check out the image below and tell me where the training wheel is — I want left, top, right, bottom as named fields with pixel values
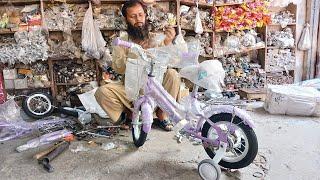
left=198, top=159, right=221, bottom=180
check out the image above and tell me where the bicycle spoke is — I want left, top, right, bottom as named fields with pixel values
left=240, top=142, right=246, bottom=148
left=231, top=149, right=240, bottom=157
left=234, top=147, right=244, bottom=154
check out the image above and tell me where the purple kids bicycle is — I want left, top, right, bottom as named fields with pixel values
left=114, top=38, right=258, bottom=180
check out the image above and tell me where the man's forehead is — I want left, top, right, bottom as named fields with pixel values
left=126, top=4, right=145, bottom=14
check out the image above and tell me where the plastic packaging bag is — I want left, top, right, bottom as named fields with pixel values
left=174, top=27, right=188, bottom=53
left=81, top=2, right=106, bottom=59
left=0, top=100, right=72, bottom=142
left=194, top=3, right=203, bottom=34
left=295, top=78, right=320, bottom=90
left=180, top=60, right=225, bottom=92
left=125, top=58, right=148, bottom=101
left=298, top=23, right=311, bottom=51
left=16, top=129, right=72, bottom=152
left=125, top=48, right=170, bottom=101
left=77, top=88, right=108, bottom=118
left=175, top=39, right=200, bottom=68
left=264, top=85, right=320, bottom=117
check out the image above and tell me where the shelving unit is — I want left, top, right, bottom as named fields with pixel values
left=1, top=0, right=294, bottom=101
left=262, top=3, right=297, bottom=85
left=177, top=0, right=215, bottom=59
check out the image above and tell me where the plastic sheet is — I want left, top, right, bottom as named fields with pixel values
left=16, top=129, right=72, bottom=152
left=0, top=100, right=73, bottom=142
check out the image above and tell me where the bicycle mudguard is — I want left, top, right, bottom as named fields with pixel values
left=203, top=105, right=254, bottom=128
left=141, top=102, right=153, bottom=133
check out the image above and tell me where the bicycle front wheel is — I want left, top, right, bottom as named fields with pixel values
left=132, top=112, right=148, bottom=147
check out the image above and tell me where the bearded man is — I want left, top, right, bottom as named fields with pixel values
left=95, top=0, right=181, bottom=131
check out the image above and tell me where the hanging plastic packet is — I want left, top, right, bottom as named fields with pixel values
left=298, top=23, right=311, bottom=51
left=174, top=27, right=188, bottom=52
left=194, top=1, right=203, bottom=34
left=81, top=2, right=106, bottom=59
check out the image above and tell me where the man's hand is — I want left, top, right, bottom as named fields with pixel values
left=164, top=26, right=176, bottom=46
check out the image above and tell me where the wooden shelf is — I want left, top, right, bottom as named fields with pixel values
left=267, top=46, right=295, bottom=49
left=223, top=46, right=266, bottom=56
left=0, top=29, right=16, bottom=34
left=0, top=0, right=40, bottom=5
left=268, top=23, right=296, bottom=26
left=266, top=69, right=295, bottom=73
left=48, top=56, right=75, bottom=61
left=179, top=0, right=213, bottom=8
left=48, top=28, right=126, bottom=32
left=43, top=0, right=174, bottom=4
left=181, top=27, right=213, bottom=33
left=56, top=82, right=89, bottom=86
left=5, top=87, right=51, bottom=91
left=214, top=2, right=244, bottom=7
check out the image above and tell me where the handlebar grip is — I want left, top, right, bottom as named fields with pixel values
left=113, top=38, right=132, bottom=48
left=181, top=52, right=198, bottom=59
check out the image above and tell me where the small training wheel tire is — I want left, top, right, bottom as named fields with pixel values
left=198, top=159, right=221, bottom=180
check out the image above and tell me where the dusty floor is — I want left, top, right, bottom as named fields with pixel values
left=0, top=107, right=319, bottom=180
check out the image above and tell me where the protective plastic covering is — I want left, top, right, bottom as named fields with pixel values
left=180, top=60, right=225, bottom=92
left=296, top=78, right=320, bottom=91
left=123, top=37, right=200, bottom=101
left=81, top=2, right=106, bottom=59
left=171, top=39, right=200, bottom=68
left=125, top=54, right=168, bottom=101
left=0, top=99, right=72, bottom=142
left=264, top=85, right=320, bottom=117
left=77, top=88, right=108, bottom=118
left=16, top=129, right=72, bottom=152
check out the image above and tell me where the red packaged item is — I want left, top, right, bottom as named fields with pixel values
left=0, top=73, right=7, bottom=104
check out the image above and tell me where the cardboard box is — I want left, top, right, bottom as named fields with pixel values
left=14, top=78, right=28, bottom=89
left=3, top=69, right=17, bottom=80
left=4, top=79, right=15, bottom=89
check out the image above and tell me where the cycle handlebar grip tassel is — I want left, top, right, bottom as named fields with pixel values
left=113, top=38, right=132, bottom=48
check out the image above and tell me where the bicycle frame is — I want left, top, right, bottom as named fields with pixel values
left=113, top=37, right=254, bottom=147
left=133, top=75, right=227, bottom=146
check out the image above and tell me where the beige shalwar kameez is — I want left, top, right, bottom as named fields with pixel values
left=95, top=33, right=181, bottom=123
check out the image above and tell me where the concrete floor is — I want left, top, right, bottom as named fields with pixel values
left=0, top=107, right=319, bottom=180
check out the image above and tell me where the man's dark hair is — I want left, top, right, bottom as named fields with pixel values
left=121, top=0, right=147, bottom=18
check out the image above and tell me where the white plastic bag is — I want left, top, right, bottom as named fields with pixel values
left=174, top=27, right=188, bottom=52
left=125, top=58, right=148, bottom=101
left=77, top=88, right=108, bottom=118
left=81, top=2, right=106, bottom=59
left=125, top=52, right=169, bottom=101
left=194, top=3, right=203, bottom=34
left=264, top=85, right=320, bottom=117
left=298, top=23, right=311, bottom=51
left=175, top=39, right=200, bottom=68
